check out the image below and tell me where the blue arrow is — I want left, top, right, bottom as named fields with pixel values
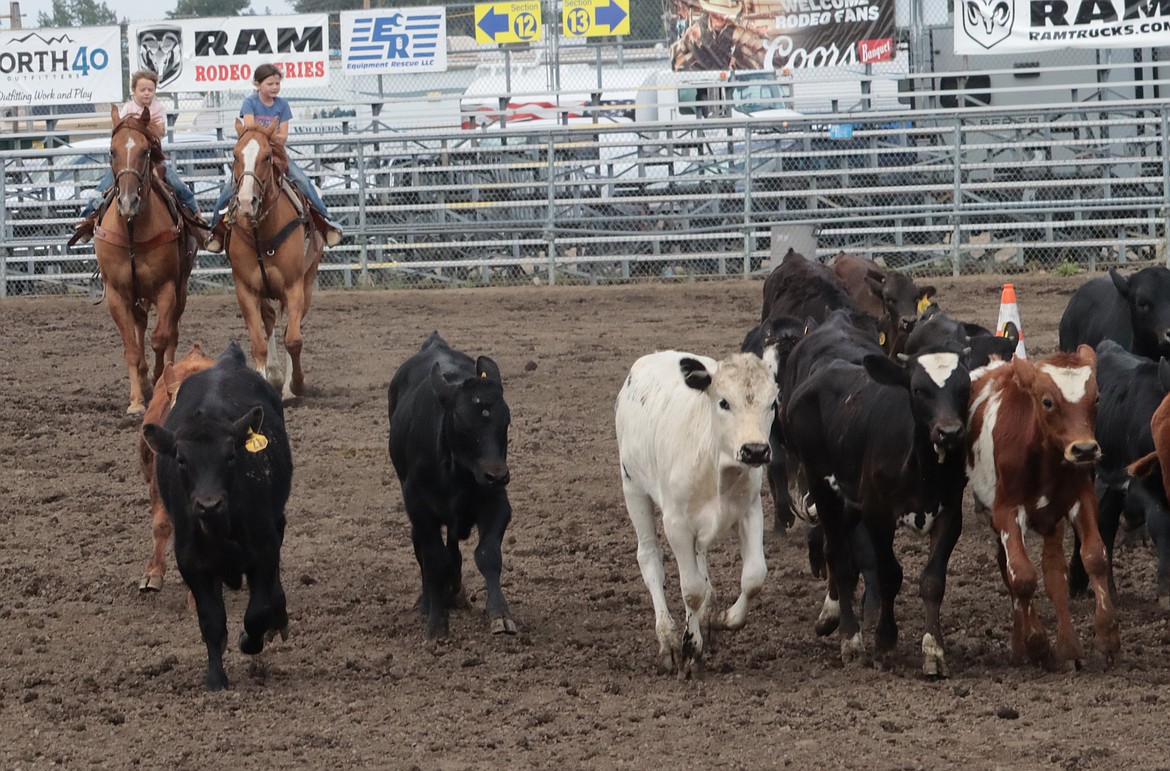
left=596, top=0, right=626, bottom=30
left=478, top=7, right=508, bottom=39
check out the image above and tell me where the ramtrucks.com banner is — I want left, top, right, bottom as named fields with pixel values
left=0, top=26, right=123, bottom=107
left=669, top=0, right=895, bottom=72
left=127, top=15, right=329, bottom=93
left=341, top=7, right=448, bottom=75
left=955, top=0, right=1170, bottom=54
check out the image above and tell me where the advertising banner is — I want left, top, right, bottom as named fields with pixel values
left=955, top=0, right=1170, bottom=54
left=0, top=26, right=123, bottom=108
left=127, top=14, right=329, bottom=93
left=340, top=7, right=448, bottom=74
left=668, top=0, right=895, bottom=72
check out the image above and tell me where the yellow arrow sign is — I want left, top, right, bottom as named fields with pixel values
left=475, top=1, right=543, bottom=45
left=562, top=0, right=630, bottom=37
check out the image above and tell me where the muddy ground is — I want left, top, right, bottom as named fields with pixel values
left=3, top=273, right=1170, bottom=770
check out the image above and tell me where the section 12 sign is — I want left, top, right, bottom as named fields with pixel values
left=475, top=2, right=543, bottom=44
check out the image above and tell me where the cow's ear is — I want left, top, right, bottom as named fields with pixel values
left=864, top=274, right=885, bottom=297
left=1075, top=343, right=1097, bottom=369
left=863, top=353, right=906, bottom=388
left=1012, top=356, right=1037, bottom=390
left=430, top=362, right=460, bottom=405
left=999, top=321, right=1020, bottom=347
left=1158, top=357, right=1170, bottom=394
left=679, top=357, right=712, bottom=392
left=1109, top=267, right=1131, bottom=299
left=142, top=424, right=175, bottom=458
left=160, top=363, right=181, bottom=400
left=232, top=406, right=264, bottom=443
left=475, top=356, right=502, bottom=384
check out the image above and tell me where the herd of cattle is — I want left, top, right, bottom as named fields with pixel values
left=132, top=250, right=1170, bottom=690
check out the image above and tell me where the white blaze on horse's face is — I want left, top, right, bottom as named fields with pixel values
left=237, top=137, right=261, bottom=217
left=117, top=132, right=142, bottom=218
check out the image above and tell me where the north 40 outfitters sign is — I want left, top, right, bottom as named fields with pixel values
left=0, top=26, right=123, bottom=108
left=668, top=0, right=895, bottom=72
left=955, top=0, right=1170, bottom=54
left=127, top=15, right=329, bottom=93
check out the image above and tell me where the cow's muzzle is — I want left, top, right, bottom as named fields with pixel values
left=477, top=461, right=511, bottom=487
left=738, top=443, right=771, bottom=466
left=899, top=315, right=917, bottom=331
left=1065, top=440, right=1101, bottom=465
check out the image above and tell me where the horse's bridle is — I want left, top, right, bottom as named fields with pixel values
left=110, top=123, right=152, bottom=220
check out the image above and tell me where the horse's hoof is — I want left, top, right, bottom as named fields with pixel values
left=138, top=575, right=163, bottom=592
left=490, top=617, right=518, bottom=635
left=127, top=403, right=146, bottom=416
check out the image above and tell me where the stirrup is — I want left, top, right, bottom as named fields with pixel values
left=68, top=218, right=96, bottom=247
left=324, top=225, right=343, bottom=247
left=205, top=226, right=226, bottom=253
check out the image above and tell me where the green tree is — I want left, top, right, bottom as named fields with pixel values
left=37, top=0, right=117, bottom=27
left=291, top=0, right=363, bottom=11
left=169, top=0, right=252, bottom=18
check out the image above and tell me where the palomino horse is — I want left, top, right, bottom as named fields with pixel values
left=95, top=105, right=201, bottom=414
left=224, top=118, right=324, bottom=399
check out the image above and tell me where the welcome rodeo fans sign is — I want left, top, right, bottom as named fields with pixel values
left=0, top=26, right=124, bottom=108
left=127, top=15, right=329, bottom=93
left=669, top=0, right=895, bottom=72
left=955, top=0, right=1170, bottom=54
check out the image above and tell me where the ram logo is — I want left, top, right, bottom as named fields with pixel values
left=137, top=25, right=183, bottom=88
left=961, top=0, right=1013, bottom=50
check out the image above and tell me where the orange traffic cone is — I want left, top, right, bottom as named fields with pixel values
left=996, top=283, right=1027, bottom=359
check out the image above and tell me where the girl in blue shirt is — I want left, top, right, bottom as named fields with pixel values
left=207, top=63, right=343, bottom=251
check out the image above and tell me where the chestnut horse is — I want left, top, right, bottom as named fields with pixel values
left=95, top=105, right=200, bottom=414
left=224, top=118, right=324, bottom=399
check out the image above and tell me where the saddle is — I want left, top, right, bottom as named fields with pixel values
left=220, top=178, right=325, bottom=254
left=68, top=179, right=207, bottom=250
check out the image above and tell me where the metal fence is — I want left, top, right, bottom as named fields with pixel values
left=3, top=94, right=1166, bottom=297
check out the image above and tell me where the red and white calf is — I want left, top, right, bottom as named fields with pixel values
left=616, top=351, right=778, bottom=679
left=967, top=346, right=1120, bottom=669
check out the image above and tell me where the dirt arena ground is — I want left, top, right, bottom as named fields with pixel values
left=4, top=272, right=1170, bottom=769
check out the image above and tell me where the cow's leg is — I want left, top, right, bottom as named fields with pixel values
left=283, top=280, right=307, bottom=399
left=624, top=483, right=679, bottom=671
left=1068, top=490, right=1121, bottom=662
left=852, top=522, right=880, bottom=626
left=140, top=482, right=171, bottom=592
left=1071, top=480, right=1121, bottom=599
left=920, top=504, right=963, bottom=678
left=815, top=484, right=863, bottom=664
left=866, top=519, right=901, bottom=664
left=663, top=520, right=709, bottom=680
left=473, top=500, right=516, bottom=635
left=240, top=560, right=289, bottom=654
left=106, top=291, right=149, bottom=414
left=182, top=568, right=229, bottom=691
left=1136, top=486, right=1170, bottom=608
left=445, top=528, right=470, bottom=609
left=715, top=501, right=767, bottom=633
left=408, top=514, right=452, bottom=639
left=1040, top=522, right=1083, bottom=669
left=991, top=510, right=1049, bottom=665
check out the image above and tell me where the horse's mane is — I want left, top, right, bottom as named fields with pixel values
left=113, top=112, right=167, bottom=171
left=237, top=126, right=290, bottom=178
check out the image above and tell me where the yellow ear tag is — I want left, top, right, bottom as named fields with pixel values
left=480, top=371, right=487, bottom=378
left=245, top=428, right=268, bottom=453
left=917, top=295, right=932, bottom=315
left=879, top=332, right=887, bottom=346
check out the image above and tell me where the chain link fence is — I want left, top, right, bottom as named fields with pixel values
left=1, top=6, right=1168, bottom=295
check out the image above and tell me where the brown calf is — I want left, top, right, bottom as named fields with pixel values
left=829, top=252, right=935, bottom=356
left=967, top=347, right=1120, bottom=669
left=137, top=342, right=215, bottom=591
